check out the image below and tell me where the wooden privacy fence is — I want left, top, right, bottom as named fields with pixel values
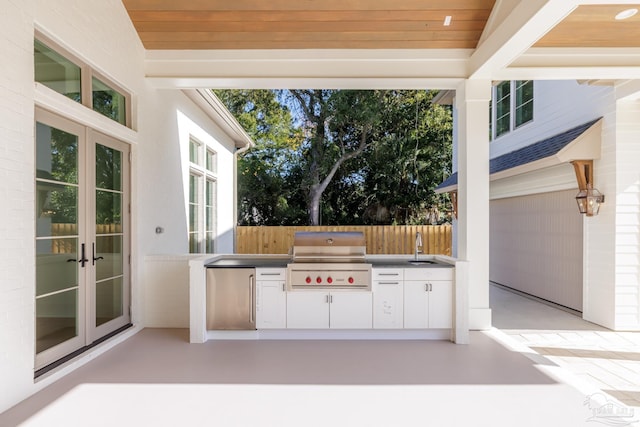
left=236, top=225, right=452, bottom=256
left=48, top=224, right=122, bottom=254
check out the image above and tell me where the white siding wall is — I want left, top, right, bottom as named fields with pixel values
left=613, top=99, right=640, bottom=329
left=490, top=80, right=611, bottom=158
left=583, top=102, right=618, bottom=328
left=490, top=190, right=584, bottom=311
left=585, top=98, right=640, bottom=329
left=0, top=0, right=239, bottom=412
left=490, top=164, right=577, bottom=200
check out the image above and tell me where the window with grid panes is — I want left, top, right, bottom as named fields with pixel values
left=188, top=137, right=218, bottom=253
left=34, top=36, right=130, bottom=127
left=491, top=80, right=533, bottom=140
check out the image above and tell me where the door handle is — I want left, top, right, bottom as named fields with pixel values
left=92, top=243, right=104, bottom=265
left=78, top=243, right=89, bottom=267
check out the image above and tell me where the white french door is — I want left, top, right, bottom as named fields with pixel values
left=35, top=108, right=130, bottom=370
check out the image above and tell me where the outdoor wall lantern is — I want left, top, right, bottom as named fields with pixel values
left=571, top=160, right=605, bottom=217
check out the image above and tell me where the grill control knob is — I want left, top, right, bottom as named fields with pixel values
left=348, top=277, right=354, bottom=284
left=327, top=277, right=333, bottom=284
left=305, top=276, right=312, bottom=284
left=316, top=276, right=322, bottom=283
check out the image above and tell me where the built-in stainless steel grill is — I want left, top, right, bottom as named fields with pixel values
left=287, top=231, right=372, bottom=290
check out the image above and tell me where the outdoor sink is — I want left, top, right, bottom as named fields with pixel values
left=407, top=260, right=436, bottom=265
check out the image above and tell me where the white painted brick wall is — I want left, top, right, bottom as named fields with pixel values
left=1, top=0, right=242, bottom=412
left=0, top=0, right=37, bottom=413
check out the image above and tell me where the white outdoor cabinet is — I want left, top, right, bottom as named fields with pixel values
left=286, top=292, right=329, bottom=328
left=330, top=292, right=373, bottom=329
left=403, top=268, right=453, bottom=329
left=428, top=281, right=453, bottom=329
left=286, top=291, right=373, bottom=329
left=256, top=268, right=287, bottom=329
left=372, top=268, right=404, bottom=329
left=403, top=281, right=430, bottom=328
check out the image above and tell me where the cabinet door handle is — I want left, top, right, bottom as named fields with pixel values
left=330, top=295, right=333, bottom=303
left=249, top=274, right=255, bottom=323
left=325, top=294, right=329, bottom=303
left=261, top=272, right=281, bottom=276
left=379, top=281, right=399, bottom=285
left=282, top=283, right=285, bottom=292
left=379, top=273, right=399, bottom=276
left=430, top=283, right=433, bottom=292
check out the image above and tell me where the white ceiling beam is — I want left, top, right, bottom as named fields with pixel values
left=493, top=66, right=640, bottom=81
left=147, top=77, right=466, bottom=90
left=469, top=0, right=578, bottom=79
left=477, top=0, right=520, bottom=46
left=615, top=80, right=640, bottom=101
left=145, top=49, right=471, bottom=89
left=513, top=48, right=640, bottom=68
left=578, top=0, right=640, bottom=4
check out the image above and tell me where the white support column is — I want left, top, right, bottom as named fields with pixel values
left=455, top=80, right=492, bottom=330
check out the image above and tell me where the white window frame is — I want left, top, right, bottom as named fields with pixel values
left=35, top=31, right=132, bottom=129
left=490, top=80, right=534, bottom=141
left=188, top=137, right=218, bottom=254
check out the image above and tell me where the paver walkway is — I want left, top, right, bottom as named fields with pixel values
left=492, top=283, right=640, bottom=409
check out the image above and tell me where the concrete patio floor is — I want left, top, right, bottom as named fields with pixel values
left=0, top=285, right=638, bottom=426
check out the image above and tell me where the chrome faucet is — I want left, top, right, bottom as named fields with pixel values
left=415, top=232, right=423, bottom=260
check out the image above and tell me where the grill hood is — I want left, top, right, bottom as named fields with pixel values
left=291, top=231, right=366, bottom=263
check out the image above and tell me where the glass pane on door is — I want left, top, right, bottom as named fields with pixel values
left=35, top=289, right=78, bottom=353
left=96, top=277, right=123, bottom=327
left=95, top=143, right=125, bottom=327
left=35, top=122, right=80, bottom=354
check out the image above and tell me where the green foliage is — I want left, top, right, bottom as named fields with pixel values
left=362, top=90, right=453, bottom=224
left=214, top=89, right=306, bottom=225
left=215, top=89, right=453, bottom=226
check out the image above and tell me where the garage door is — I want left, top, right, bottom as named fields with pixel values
left=490, top=189, right=583, bottom=312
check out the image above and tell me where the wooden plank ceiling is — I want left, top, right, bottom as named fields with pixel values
left=122, top=0, right=496, bottom=49
left=535, top=5, right=640, bottom=48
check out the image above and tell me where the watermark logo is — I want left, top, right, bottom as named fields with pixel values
left=584, top=393, right=637, bottom=426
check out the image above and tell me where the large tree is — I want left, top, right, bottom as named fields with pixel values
left=288, top=90, right=384, bottom=225
left=215, top=89, right=453, bottom=226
